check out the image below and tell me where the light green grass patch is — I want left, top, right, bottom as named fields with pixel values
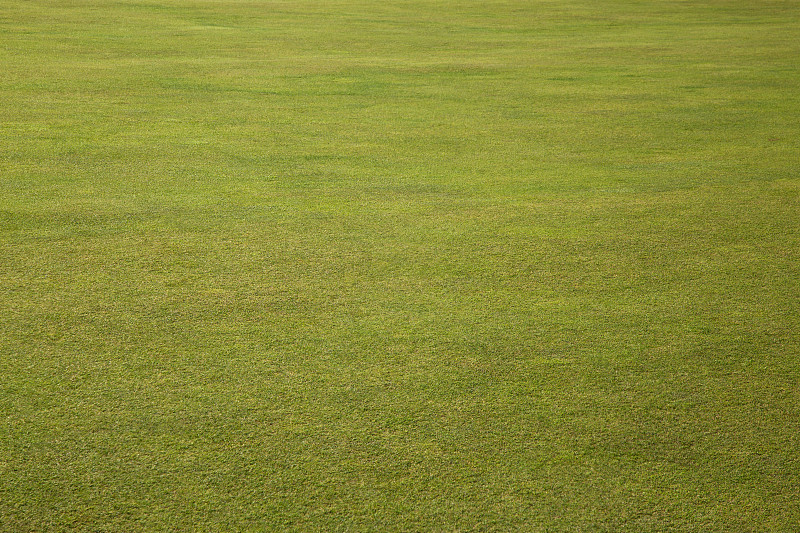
left=1, top=0, right=799, bottom=530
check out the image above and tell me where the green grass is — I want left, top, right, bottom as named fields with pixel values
left=1, top=0, right=799, bottom=530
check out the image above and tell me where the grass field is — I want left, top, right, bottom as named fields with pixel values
left=1, top=0, right=799, bottom=530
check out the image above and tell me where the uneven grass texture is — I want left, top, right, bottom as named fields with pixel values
left=1, top=0, right=799, bottom=530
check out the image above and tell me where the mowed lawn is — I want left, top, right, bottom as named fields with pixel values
left=1, top=0, right=799, bottom=530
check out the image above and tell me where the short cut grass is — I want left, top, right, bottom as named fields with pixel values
left=1, top=0, right=799, bottom=530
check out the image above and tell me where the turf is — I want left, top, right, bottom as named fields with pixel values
left=1, top=0, right=799, bottom=530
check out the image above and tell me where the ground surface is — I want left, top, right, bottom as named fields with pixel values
left=1, top=0, right=799, bottom=530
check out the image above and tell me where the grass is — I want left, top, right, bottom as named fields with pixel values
left=1, top=0, right=799, bottom=530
